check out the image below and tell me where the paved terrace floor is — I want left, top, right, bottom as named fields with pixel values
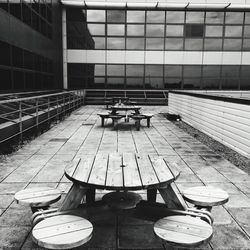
left=0, top=105, right=250, bottom=250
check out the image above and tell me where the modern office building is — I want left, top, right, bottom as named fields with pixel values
left=63, top=0, right=250, bottom=91
left=0, top=0, right=63, bottom=92
left=0, top=0, right=250, bottom=91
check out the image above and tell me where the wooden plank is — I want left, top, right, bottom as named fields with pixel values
left=105, top=152, right=123, bottom=189
left=72, top=155, right=95, bottom=183
left=65, top=158, right=81, bottom=177
left=149, top=155, right=177, bottom=184
left=136, top=154, right=159, bottom=188
left=122, top=153, right=142, bottom=189
left=32, top=215, right=93, bottom=249
left=87, top=153, right=108, bottom=187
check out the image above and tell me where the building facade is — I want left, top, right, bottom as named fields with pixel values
left=0, top=0, right=63, bottom=92
left=63, top=0, right=250, bottom=90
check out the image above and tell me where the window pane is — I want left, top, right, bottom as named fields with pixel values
left=107, top=10, right=125, bottom=23
left=240, top=79, right=250, bottom=90
left=221, top=66, right=240, bottom=77
left=127, top=25, right=144, bottom=36
left=107, top=65, right=125, bottom=76
left=147, top=11, right=165, bottom=23
left=93, top=37, right=105, bottom=49
left=244, top=25, right=250, bottom=37
left=94, top=65, right=105, bottom=76
left=146, top=38, right=164, bottom=50
left=185, top=24, right=204, bottom=37
left=184, top=78, right=201, bottom=89
left=145, top=65, right=163, bottom=77
left=87, top=10, right=105, bottom=22
left=107, top=77, right=124, bottom=85
left=166, top=25, right=184, bottom=36
left=127, top=11, right=145, bottom=23
left=165, top=38, right=183, bottom=50
left=164, top=65, right=182, bottom=77
left=225, top=26, right=243, bottom=37
left=205, top=25, right=223, bottom=37
left=206, top=12, right=224, bottom=24
left=166, top=11, right=184, bottom=23
left=183, top=66, right=202, bottom=77
left=126, top=78, right=144, bottom=88
left=203, top=65, right=221, bottom=77
left=224, top=39, right=242, bottom=50
left=241, top=66, right=250, bottom=78
left=126, top=38, right=144, bottom=50
left=145, top=78, right=164, bottom=89
left=204, top=39, right=223, bottom=50
left=107, top=38, right=125, bottom=49
left=243, top=39, right=250, bottom=50
left=165, top=78, right=182, bottom=89
left=146, top=25, right=164, bottom=37
left=88, top=24, right=105, bottom=35
left=245, top=12, right=250, bottom=24
left=107, top=24, right=125, bottom=36
left=202, top=79, right=220, bottom=89
left=186, top=11, right=204, bottom=23
left=185, top=39, right=203, bottom=50
left=225, top=12, right=244, bottom=24
left=222, top=79, right=239, bottom=89
left=126, top=65, right=144, bottom=76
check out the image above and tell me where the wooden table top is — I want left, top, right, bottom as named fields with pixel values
left=65, top=153, right=180, bottom=191
left=110, top=105, right=141, bottom=111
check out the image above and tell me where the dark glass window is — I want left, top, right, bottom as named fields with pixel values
left=13, top=71, right=24, bottom=89
left=94, top=65, right=105, bottom=76
left=202, top=79, right=220, bottom=89
left=145, top=77, right=164, bottom=89
left=221, top=66, right=240, bottom=77
left=0, top=69, right=11, bottom=90
left=93, top=37, right=105, bottom=49
left=107, top=77, right=124, bottom=85
left=126, top=78, right=144, bottom=88
left=147, top=11, right=165, bottom=23
left=222, top=79, right=239, bottom=90
left=107, top=65, right=125, bottom=76
left=88, top=24, right=105, bottom=35
left=0, top=0, right=9, bottom=12
left=185, top=24, right=204, bottom=37
left=127, top=11, right=145, bottom=23
left=164, top=78, right=182, bottom=89
left=183, top=66, right=202, bottom=77
left=9, top=0, right=21, bottom=20
left=241, top=66, right=250, bottom=78
left=126, top=65, right=144, bottom=76
left=12, top=46, right=23, bottom=68
left=0, top=41, right=11, bottom=66
left=203, top=66, right=221, bottom=77
left=107, top=10, right=125, bottom=23
left=145, top=65, right=163, bottom=77
left=240, top=79, right=250, bottom=90
left=183, top=78, right=201, bottom=89
left=164, top=66, right=182, bottom=77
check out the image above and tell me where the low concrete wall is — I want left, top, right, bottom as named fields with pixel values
left=168, top=91, right=250, bottom=159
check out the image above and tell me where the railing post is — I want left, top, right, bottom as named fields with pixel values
left=19, top=101, right=23, bottom=142
left=48, top=97, right=50, bottom=125
left=36, top=98, right=39, bottom=129
left=63, top=95, right=66, bottom=117
left=56, top=96, right=59, bottom=122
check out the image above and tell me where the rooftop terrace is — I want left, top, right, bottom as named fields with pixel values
left=0, top=105, right=250, bottom=249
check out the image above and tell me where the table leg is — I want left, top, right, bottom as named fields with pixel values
left=58, top=183, right=88, bottom=212
left=86, top=189, right=96, bottom=203
left=158, top=183, right=187, bottom=210
left=147, top=189, right=157, bottom=202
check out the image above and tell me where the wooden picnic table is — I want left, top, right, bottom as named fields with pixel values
left=110, top=104, right=142, bottom=115
left=58, top=153, right=186, bottom=211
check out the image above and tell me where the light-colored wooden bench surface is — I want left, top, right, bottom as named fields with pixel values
left=14, top=187, right=62, bottom=208
left=183, top=186, right=229, bottom=207
left=32, top=214, right=93, bottom=249
left=154, top=215, right=213, bottom=247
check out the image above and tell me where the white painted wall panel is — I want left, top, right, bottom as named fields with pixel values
left=125, top=51, right=145, bottom=64
left=169, top=92, right=250, bottom=158
left=107, top=50, right=125, bottom=64
left=67, top=50, right=86, bottom=63
left=145, top=51, right=164, bottom=64
left=222, top=52, right=242, bottom=65
left=87, top=50, right=106, bottom=63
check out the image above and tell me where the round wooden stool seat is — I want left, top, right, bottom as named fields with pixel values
left=32, top=215, right=93, bottom=249
left=102, top=191, right=142, bottom=210
left=183, top=186, right=229, bottom=207
left=154, top=215, right=213, bottom=247
left=14, top=187, right=62, bottom=208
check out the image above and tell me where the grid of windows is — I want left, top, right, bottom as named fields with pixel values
left=67, top=9, right=250, bottom=51
left=68, top=63, right=250, bottom=90
left=0, top=0, right=53, bottom=39
left=0, top=40, right=54, bottom=90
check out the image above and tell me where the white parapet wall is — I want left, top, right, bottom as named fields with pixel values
left=168, top=91, right=250, bottom=159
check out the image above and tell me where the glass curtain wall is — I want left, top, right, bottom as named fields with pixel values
left=67, top=8, right=250, bottom=90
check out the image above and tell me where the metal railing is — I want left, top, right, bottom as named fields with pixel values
left=0, top=90, right=86, bottom=143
